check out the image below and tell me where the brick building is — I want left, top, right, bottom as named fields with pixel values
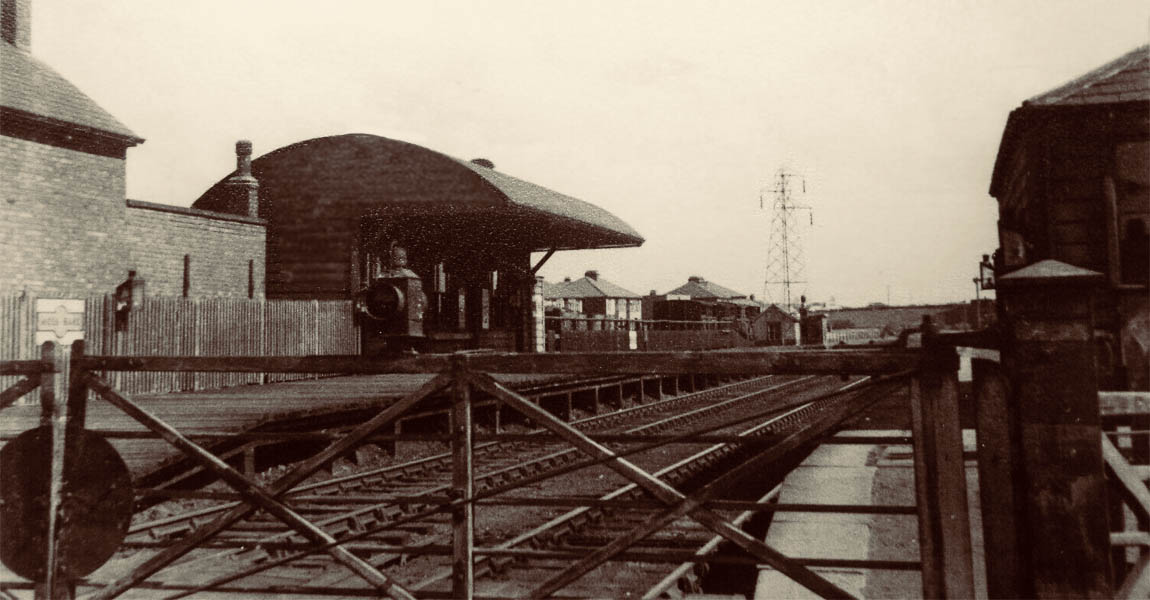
left=0, top=0, right=266, bottom=300
left=989, top=45, right=1149, bottom=389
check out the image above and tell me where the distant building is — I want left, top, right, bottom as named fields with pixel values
left=543, top=270, right=642, bottom=320
left=646, top=275, right=762, bottom=321
left=751, top=304, right=799, bottom=345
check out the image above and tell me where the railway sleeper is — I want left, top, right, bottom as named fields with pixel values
left=148, top=521, right=194, bottom=540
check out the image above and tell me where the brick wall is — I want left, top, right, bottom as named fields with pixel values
left=125, top=201, right=266, bottom=298
left=0, top=135, right=129, bottom=296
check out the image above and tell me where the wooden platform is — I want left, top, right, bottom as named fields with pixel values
left=0, top=372, right=565, bottom=479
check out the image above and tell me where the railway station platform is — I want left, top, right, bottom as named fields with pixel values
left=754, top=430, right=984, bottom=599
left=0, top=372, right=566, bottom=479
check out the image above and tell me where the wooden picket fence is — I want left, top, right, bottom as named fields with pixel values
left=0, top=295, right=358, bottom=397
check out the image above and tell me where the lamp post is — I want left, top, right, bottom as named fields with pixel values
left=974, top=254, right=995, bottom=330
left=973, top=276, right=982, bottom=329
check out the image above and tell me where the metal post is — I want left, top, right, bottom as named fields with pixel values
left=910, top=341, right=974, bottom=599
left=451, top=356, right=475, bottom=598
left=998, top=260, right=1112, bottom=598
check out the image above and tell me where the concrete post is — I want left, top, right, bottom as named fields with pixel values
left=998, top=259, right=1112, bottom=598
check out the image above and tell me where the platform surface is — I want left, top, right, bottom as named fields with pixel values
left=0, top=372, right=566, bottom=478
left=754, top=430, right=986, bottom=599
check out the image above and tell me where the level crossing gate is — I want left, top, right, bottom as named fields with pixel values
left=1, top=330, right=1143, bottom=598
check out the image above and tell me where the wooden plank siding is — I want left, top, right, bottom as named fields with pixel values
left=193, top=136, right=493, bottom=299
left=0, top=294, right=35, bottom=401
left=0, top=295, right=359, bottom=400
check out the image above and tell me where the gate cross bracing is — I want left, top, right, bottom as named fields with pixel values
left=0, top=339, right=1127, bottom=599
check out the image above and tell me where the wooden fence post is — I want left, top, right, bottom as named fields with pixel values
left=36, top=341, right=75, bottom=600
left=910, top=340, right=975, bottom=599
left=451, top=356, right=474, bottom=598
left=971, top=357, right=1023, bottom=599
left=997, top=260, right=1112, bottom=598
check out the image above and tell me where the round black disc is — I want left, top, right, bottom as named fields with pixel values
left=0, top=426, right=134, bottom=581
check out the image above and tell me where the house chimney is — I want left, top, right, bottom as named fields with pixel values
left=688, top=275, right=705, bottom=284
left=563, top=277, right=571, bottom=282
left=1, top=0, right=31, bottom=50
left=222, top=139, right=259, bottom=217
left=470, top=158, right=495, bottom=169
left=585, top=270, right=599, bottom=280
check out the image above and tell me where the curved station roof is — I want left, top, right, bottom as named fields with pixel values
left=194, top=133, right=643, bottom=252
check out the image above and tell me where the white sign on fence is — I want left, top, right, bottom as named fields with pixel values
left=35, top=299, right=85, bottom=345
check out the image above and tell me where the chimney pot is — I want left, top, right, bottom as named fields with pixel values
left=236, top=139, right=253, bottom=175
left=223, top=139, right=259, bottom=217
left=1, top=0, right=31, bottom=51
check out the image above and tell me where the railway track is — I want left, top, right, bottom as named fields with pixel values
left=407, top=376, right=891, bottom=598
left=58, top=372, right=897, bottom=598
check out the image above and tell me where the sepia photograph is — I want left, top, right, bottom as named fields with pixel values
left=1, top=1, right=1148, bottom=598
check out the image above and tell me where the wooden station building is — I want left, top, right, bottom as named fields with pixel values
left=193, top=134, right=645, bottom=353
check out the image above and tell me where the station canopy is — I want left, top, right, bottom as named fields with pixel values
left=193, top=134, right=644, bottom=252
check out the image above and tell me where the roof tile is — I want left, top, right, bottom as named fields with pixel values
left=1, top=40, right=141, bottom=141
left=1027, top=45, right=1149, bottom=107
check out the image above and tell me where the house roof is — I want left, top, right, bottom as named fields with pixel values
left=539, top=280, right=566, bottom=298
left=664, top=277, right=746, bottom=299
left=1026, top=45, right=1149, bottom=107
left=1, top=41, right=142, bottom=143
left=545, top=275, right=641, bottom=299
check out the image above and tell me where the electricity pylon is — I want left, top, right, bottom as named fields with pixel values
left=762, top=168, right=812, bottom=310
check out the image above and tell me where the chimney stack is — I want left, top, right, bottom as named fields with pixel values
left=1, top=0, right=31, bottom=51
left=585, top=270, right=599, bottom=280
left=222, top=139, right=259, bottom=217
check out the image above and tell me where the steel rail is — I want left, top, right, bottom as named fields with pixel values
left=155, top=376, right=808, bottom=565
left=523, top=376, right=892, bottom=598
left=148, top=376, right=832, bottom=598
left=410, top=375, right=903, bottom=595
left=125, top=375, right=775, bottom=540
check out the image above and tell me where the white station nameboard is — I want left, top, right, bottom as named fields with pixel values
left=35, top=299, right=85, bottom=346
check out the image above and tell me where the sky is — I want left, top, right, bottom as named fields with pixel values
left=30, top=1, right=1149, bottom=307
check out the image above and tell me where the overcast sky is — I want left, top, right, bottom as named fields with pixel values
left=31, top=1, right=1149, bottom=307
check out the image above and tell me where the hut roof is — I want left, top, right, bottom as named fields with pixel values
left=990, top=46, right=1149, bottom=197
left=1026, top=45, right=1149, bottom=107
